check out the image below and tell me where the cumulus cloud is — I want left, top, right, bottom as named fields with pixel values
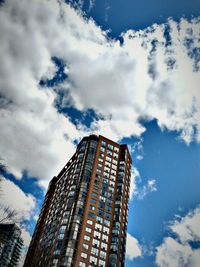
left=0, top=0, right=199, bottom=183
left=0, top=177, right=36, bottom=265
left=0, top=0, right=86, bottom=180
left=0, top=176, right=35, bottom=221
left=126, top=233, right=142, bottom=260
left=170, top=207, right=200, bottom=244
left=156, top=207, right=200, bottom=267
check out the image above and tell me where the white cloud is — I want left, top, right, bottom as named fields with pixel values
left=170, top=207, right=200, bottom=244
left=0, top=0, right=86, bottom=180
left=129, top=167, right=140, bottom=200
left=137, top=155, right=143, bottom=160
left=156, top=237, right=200, bottom=267
left=156, top=207, right=200, bottom=267
left=0, top=177, right=36, bottom=265
left=135, top=179, right=157, bottom=200
left=0, top=0, right=199, bottom=183
left=17, top=227, right=32, bottom=267
left=126, top=233, right=142, bottom=260
left=0, top=177, right=36, bottom=221
left=88, top=0, right=96, bottom=12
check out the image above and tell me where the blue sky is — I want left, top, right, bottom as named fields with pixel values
left=73, top=0, right=200, bottom=36
left=0, top=0, right=200, bottom=266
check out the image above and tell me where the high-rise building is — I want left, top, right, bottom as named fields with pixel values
left=24, top=135, right=131, bottom=267
left=0, top=224, right=24, bottom=267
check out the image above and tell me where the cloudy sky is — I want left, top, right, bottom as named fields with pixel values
left=0, top=0, right=200, bottom=266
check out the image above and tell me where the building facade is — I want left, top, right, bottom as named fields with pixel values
left=0, top=224, right=24, bottom=267
left=24, top=135, right=131, bottom=267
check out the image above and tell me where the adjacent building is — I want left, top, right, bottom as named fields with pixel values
left=0, top=224, right=24, bottom=267
left=24, top=135, right=132, bottom=267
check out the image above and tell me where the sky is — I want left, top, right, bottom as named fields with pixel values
left=0, top=0, right=199, bottom=266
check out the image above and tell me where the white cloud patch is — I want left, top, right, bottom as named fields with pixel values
left=0, top=177, right=36, bottom=266
left=170, top=207, right=200, bottom=244
left=0, top=176, right=36, bottom=222
left=135, top=179, right=157, bottom=200
left=88, top=0, right=96, bottom=12
left=156, top=206, right=200, bottom=267
left=126, top=233, right=142, bottom=260
left=0, top=0, right=86, bottom=180
left=0, top=0, right=199, bottom=183
left=129, top=167, right=140, bottom=200
left=136, top=155, right=143, bottom=160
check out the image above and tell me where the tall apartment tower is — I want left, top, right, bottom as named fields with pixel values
left=24, top=135, right=131, bottom=267
left=0, top=224, right=24, bottom=267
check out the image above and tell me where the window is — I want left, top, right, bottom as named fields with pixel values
left=110, top=175, right=116, bottom=181
left=112, top=159, right=118, bottom=165
left=100, top=190, right=106, bottom=196
left=90, top=205, right=96, bottom=211
left=106, top=156, right=111, bottom=162
left=105, top=205, right=112, bottom=212
left=54, top=249, right=60, bottom=255
left=107, top=192, right=112, bottom=198
left=100, top=147, right=105, bottom=152
left=88, top=212, right=95, bottom=218
left=82, top=243, right=89, bottom=250
left=93, top=186, right=99, bottom=191
left=96, top=216, right=103, bottom=223
left=90, top=256, right=97, bottom=265
left=112, top=164, right=117, bottom=170
left=87, top=220, right=93, bottom=225
left=108, top=144, right=113, bottom=150
left=59, top=225, right=66, bottom=234
left=100, top=251, right=107, bottom=259
left=108, top=187, right=114, bottom=193
left=86, top=227, right=92, bottom=233
left=99, top=259, right=106, bottom=267
left=104, top=167, right=110, bottom=173
left=107, top=150, right=112, bottom=156
left=104, top=220, right=110, bottom=226
left=102, top=234, right=108, bottom=242
left=95, top=223, right=102, bottom=231
left=103, top=172, right=109, bottom=178
left=114, top=147, right=119, bottom=152
left=91, top=198, right=97, bottom=204
left=92, top=192, right=98, bottom=198
left=111, top=170, right=116, bottom=175
left=79, top=262, right=86, bottom=267
left=91, top=247, right=99, bottom=256
left=109, top=181, right=115, bottom=187
left=58, top=233, right=64, bottom=240
left=81, top=252, right=87, bottom=259
left=103, top=226, right=109, bottom=234
left=99, top=202, right=105, bottom=209
left=94, top=231, right=101, bottom=239
left=99, top=196, right=106, bottom=202
left=52, top=259, right=58, bottom=266
left=99, top=157, right=103, bottom=163
left=92, top=239, right=100, bottom=247
left=102, top=177, right=108, bottom=183
left=101, top=141, right=106, bottom=147
left=99, top=153, right=104, bottom=158
left=101, top=242, right=107, bottom=250
left=105, top=161, right=111, bottom=167
left=98, top=209, right=104, bottom=216
left=84, top=235, right=90, bottom=241
left=113, top=153, right=118, bottom=158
